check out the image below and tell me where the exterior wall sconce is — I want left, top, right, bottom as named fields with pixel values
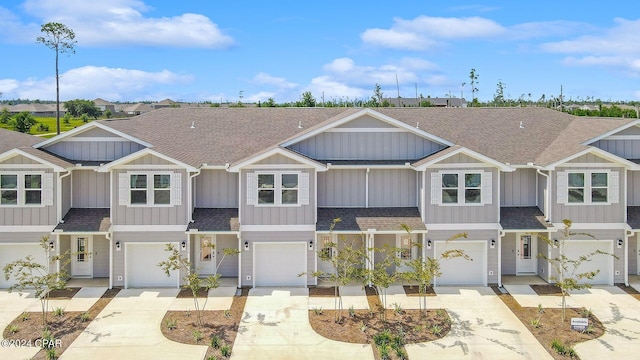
left=115, top=241, right=121, bottom=251
left=49, top=241, right=55, bottom=250
left=309, top=240, right=314, bottom=250
left=181, top=241, right=187, bottom=251
left=617, top=239, right=623, bottom=248
left=244, top=241, right=249, bottom=251
left=553, top=239, right=559, bottom=247
left=427, top=239, right=432, bottom=249
left=490, top=239, right=496, bottom=248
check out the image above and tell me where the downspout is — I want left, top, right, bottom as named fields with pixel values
left=188, top=169, right=201, bottom=223
left=534, top=167, right=550, bottom=222
left=237, top=234, right=242, bottom=289
left=57, top=170, right=71, bottom=223
left=106, top=230, right=113, bottom=289
left=625, top=228, right=633, bottom=286
left=498, top=229, right=506, bottom=287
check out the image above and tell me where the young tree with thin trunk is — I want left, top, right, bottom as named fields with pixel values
left=37, top=22, right=76, bottom=135
left=469, top=68, right=479, bottom=107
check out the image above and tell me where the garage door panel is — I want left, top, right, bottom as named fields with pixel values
left=435, top=241, right=486, bottom=286
left=255, top=243, right=306, bottom=287
left=563, top=241, right=613, bottom=285
left=126, top=243, right=177, bottom=288
left=0, top=244, right=48, bottom=288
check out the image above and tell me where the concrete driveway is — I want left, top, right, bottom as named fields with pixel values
left=232, top=288, right=373, bottom=360
left=0, top=290, right=40, bottom=360
left=405, top=287, right=552, bottom=360
left=61, top=288, right=207, bottom=360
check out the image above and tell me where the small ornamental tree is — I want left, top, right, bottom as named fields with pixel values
left=158, top=242, right=239, bottom=326
left=3, top=236, right=75, bottom=329
left=400, top=224, right=470, bottom=316
left=537, top=219, right=617, bottom=321
left=362, top=243, right=401, bottom=319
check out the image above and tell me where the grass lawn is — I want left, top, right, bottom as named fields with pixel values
left=0, top=116, right=95, bottom=136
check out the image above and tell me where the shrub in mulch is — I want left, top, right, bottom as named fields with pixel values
left=531, top=284, right=563, bottom=296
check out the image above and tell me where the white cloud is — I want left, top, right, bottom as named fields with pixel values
left=307, top=76, right=366, bottom=100
left=0, top=66, right=192, bottom=101
left=12, top=0, right=234, bottom=48
left=251, top=73, right=297, bottom=89
left=321, top=57, right=439, bottom=87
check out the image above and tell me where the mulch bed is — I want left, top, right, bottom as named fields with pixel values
left=177, top=288, right=209, bottom=298
left=531, top=284, right=564, bottom=296
left=309, top=286, right=339, bottom=297
left=492, top=287, right=604, bottom=360
left=618, top=285, right=640, bottom=301
left=402, top=285, right=436, bottom=296
left=3, top=288, right=120, bottom=360
left=161, top=288, right=248, bottom=359
left=47, top=287, right=81, bottom=299
left=309, top=286, right=451, bottom=360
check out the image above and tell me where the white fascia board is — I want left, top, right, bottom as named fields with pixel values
left=544, top=147, right=640, bottom=170
left=34, top=122, right=152, bottom=149
left=240, top=225, right=316, bottom=232
left=0, top=226, right=56, bottom=232
left=280, top=108, right=454, bottom=148
left=111, top=225, right=187, bottom=232
left=426, top=223, right=503, bottom=231
left=414, top=146, right=514, bottom=172
left=185, top=230, right=239, bottom=234
left=551, top=222, right=631, bottom=231
left=0, top=148, right=66, bottom=172
left=227, top=147, right=327, bottom=172
left=96, top=148, right=197, bottom=172
left=582, top=120, right=640, bottom=145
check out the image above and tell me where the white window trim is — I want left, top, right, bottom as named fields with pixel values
left=0, top=171, right=48, bottom=207
left=255, top=171, right=302, bottom=207
left=125, top=171, right=175, bottom=207
left=438, top=170, right=487, bottom=206
left=564, top=169, right=612, bottom=205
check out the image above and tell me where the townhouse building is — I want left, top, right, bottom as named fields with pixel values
left=0, top=107, right=638, bottom=289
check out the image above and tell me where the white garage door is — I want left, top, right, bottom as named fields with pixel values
left=435, top=241, right=486, bottom=286
left=126, top=243, right=178, bottom=288
left=0, top=244, right=48, bottom=288
left=254, top=243, right=306, bottom=287
left=562, top=240, right=613, bottom=285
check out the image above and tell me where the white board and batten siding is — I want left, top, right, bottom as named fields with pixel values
left=241, top=168, right=315, bottom=226
left=240, top=231, right=316, bottom=287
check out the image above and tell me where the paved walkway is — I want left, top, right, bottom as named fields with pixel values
left=61, top=288, right=207, bottom=360
left=26, top=287, right=107, bottom=312
left=405, top=287, right=552, bottom=360
left=232, top=288, right=373, bottom=360
left=0, top=290, right=40, bottom=360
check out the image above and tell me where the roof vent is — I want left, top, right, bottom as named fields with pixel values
left=298, top=121, right=303, bottom=129
left=416, top=121, right=420, bottom=129
left=519, top=121, right=524, bottom=129
left=190, top=121, right=196, bottom=129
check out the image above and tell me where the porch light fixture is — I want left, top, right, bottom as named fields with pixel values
left=427, top=240, right=432, bottom=249
left=553, top=239, right=559, bottom=247
left=490, top=239, right=496, bottom=248
left=617, top=239, right=623, bottom=248
left=309, top=240, right=314, bottom=250
left=115, top=241, right=121, bottom=251
left=181, top=241, right=187, bottom=250
left=244, top=241, right=249, bottom=251
left=49, top=241, right=55, bottom=250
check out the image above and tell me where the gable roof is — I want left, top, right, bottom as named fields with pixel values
left=412, top=145, right=514, bottom=171
left=34, top=121, right=152, bottom=149
left=227, top=146, right=327, bottom=172
left=0, top=128, right=40, bottom=153
left=0, top=147, right=73, bottom=171
left=96, top=148, right=197, bottom=172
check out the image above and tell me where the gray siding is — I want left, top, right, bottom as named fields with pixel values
left=567, top=153, right=612, bottom=164
left=593, top=139, right=640, bottom=159
left=537, top=171, right=547, bottom=213
left=44, top=140, right=145, bottom=161
left=216, top=234, right=239, bottom=277
left=373, top=234, right=396, bottom=274
left=538, top=235, right=550, bottom=282
left=62, top=173, right=72, bottom=216
left=0, top=232, right=50, bottom=243
left=501, top=233, right=517, bottom=275
left=240, top=231, right=315, bottom=286
left=369, top=169, right=417, bottom=207
left=111, top=231, right=187, bottom=287
left=195, top=170, right=238, bottom=208
left=255, top=154, right=300, bottom=165
left=318, top=169, right=366, bottom=207
left=501, top=169, right=536, bottom=206
left=630, top=234, right=638, bottom=275
left=551, top=167, right=625, bottom=223
left=112, top=169, right=188, bottom=226
left=628, top=170, right=640, bottom=205
left=93, top=235, right=109, bottom=277
left=240, top=169, right=315, bottom=225
left=128, top=155, right=173, bottom=166
left=288, top=132, right=444, bottom=160
left=0, top=168, right=57, bottom=226
left=72, top=170, right=109, bottom=208
left=425, top=168, right=499, bottom=224
left=438, top=153, right=481, bottom=164
left=0, top=155, right=39, bottom=165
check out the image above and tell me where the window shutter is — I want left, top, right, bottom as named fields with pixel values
left=43, top=173, right=54, bottom=206
left=481, top=171, right=493, bottom=204
left=609, top=171, right=619, bottom=204
left=430, top=172, right=440, bottom=205
left=118, top=173, right=129, bottom=206
left=171, top=172, right=182, bottom=206
left=556, top=171, right=567, bottom=204
left=300, top=172, right=310, bottom=205
left=246, top=172, right=257, bottom=205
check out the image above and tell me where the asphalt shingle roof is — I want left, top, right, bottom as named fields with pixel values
left=627, top=206, right=640, bottom=229
left=500, top=207, right=551, bottom=230
left=188, top=208, right=239, bottom=232
left=54, top=208, right=110, bottom=232
left=316, top=207, right=426, bottom=232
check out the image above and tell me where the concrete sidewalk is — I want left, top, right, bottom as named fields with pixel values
left=61, top=288, right=207, bottom=360
left=308, top=285, right=369, bottom=311
left=232, top=288, right=373, bottom=360
left=0, top=290, right=40, bottom=360
left=168, top=285, right=237, bottom=311
left=26, top=287, right=107, bottom=312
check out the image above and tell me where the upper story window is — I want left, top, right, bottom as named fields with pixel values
left=247, top=171, right=309, bottom=206
left=0, top=172, right=51, bottom=207
left=433, top=171, right=490, bottom=206
left=561, top=170, right=614, bottom=205
left=118, top=172, right=181, bottom=207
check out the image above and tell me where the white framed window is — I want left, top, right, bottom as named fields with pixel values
left=247, top=171, right=309, bottom=206
left=118, top=172, right=181, bottom=207
left=399, top=235, right=412, bottom=260
left=559, top=170, right=615, bottom=205
left=433, top=170, right=491, bottom=206
left=0, top=172, right=52, bottom=207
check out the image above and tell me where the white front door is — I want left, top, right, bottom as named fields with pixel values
left=396, top=234, right=415, bottom=273
left=318, top=235, right=336, bottom=276
left=71, top=236, right=93, bottom=277
left=195, top=236, right=216, bottom=275
left=516, top=234, right=537, bottom=274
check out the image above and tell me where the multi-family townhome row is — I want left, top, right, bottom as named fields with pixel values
left=0, top=107, right=638, bottom=289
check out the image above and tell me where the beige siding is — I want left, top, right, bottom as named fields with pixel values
left=255, top=154, right=300, bottom=165
left=128, top=155, right=174, bottom=166
left=72, top=170, right=109, bottom=208
left=195, top=170, right=238, bottom=208
left=567, top=154, right=611, bottom=164
left=368, top=169, right=417, bottom=207
left=438, top=153, right=482, bottom=164
left=0, top=155, right=39, bottom=165
left=501, top=169, right=537, bottom=206
left=318, top=169, right=366, bottom=207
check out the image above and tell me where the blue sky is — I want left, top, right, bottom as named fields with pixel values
left=1, top=0, right=639, bottom=104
